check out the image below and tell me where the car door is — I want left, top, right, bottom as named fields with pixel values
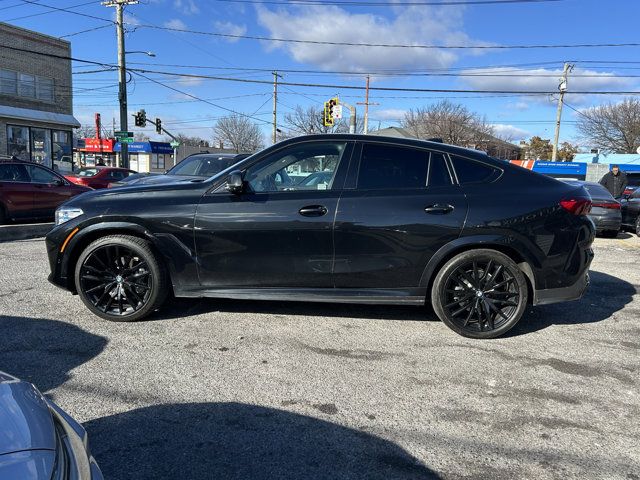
left=333, top=142, right=468, bottom=289
left=194, top=140, right=354, bottom=288
left=26, top=165, right=78, bottom=218
left=0, top=164, right=33, bottom=220
left=622, top=189, right=640, bottom=226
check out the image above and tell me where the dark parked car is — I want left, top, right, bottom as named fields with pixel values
left=46, top=135, right=594, bottom=339
left=0, top=158, right=91, bottom=224
left=0, top=371, right=102, bottom=479
left=65, top=167, right=136, bottom=190
left=562, top=180, right=621, bottom=237
left=124, top=153, right=251, bottom=187
left=107, top=172, right=159, bottom=188
left=622, top=171, right=640, bottom=197
left=621, top=187, right=640, bottom=236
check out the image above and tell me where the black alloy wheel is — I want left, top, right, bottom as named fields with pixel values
left=75, top=235, right=168, bottom=321
left=431, top=249, right=528, bottom=339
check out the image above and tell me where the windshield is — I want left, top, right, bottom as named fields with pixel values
left=168, top=155, right=237, bottom=177
left=77, top=168, right=99, bottom=177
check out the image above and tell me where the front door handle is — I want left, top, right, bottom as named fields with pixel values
left=299, top=205, right=328, bottom=217
left=424, top=204, right=454, bottom=215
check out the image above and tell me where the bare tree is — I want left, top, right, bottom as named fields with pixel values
left=213, top=114, right=264, bottom=153
left=576, top=98, right=640, bottom=153
left=163, top=134, right=209, bottom=147
left=401, top=100, right=495, bottom=147
left=280, top=105, right=364, bottom=140
left=134, top=132, right=150, bottom=142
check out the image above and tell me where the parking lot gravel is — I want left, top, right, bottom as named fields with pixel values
left=1, top=235, right=639, bottom=479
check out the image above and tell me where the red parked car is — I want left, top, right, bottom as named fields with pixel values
left=0, top=158, right=91, bottom=224
left=65, top=167, right=136, bottom=189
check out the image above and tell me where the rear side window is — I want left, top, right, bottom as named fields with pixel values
left=358, top=144, right=428, bottom=190
left=450, top=155, right=500, bottom=185
left=584, top=183, right=614, bottom=199
left=0, top=164, right=29, bottom=182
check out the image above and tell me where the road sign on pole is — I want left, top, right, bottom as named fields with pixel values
left=119, top=137, right=134, bottom=144
left=114, top=131, right=133, bottom=139
left=170, top=141, right=180, bottom=148
left=332, top=105, right=343, bottom=119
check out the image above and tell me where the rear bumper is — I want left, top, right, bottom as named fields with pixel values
left=534, top=272, right=590, bottom=306
left=590, top=214, right=622, bottom=232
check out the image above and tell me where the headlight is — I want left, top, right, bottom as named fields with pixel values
left=55, top=207, right=84, bottom=226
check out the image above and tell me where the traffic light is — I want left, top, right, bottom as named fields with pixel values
left=155, top=118, right=162, bottom=134
left=323, top=98, right=339, bottom=127
left=134, top=109, right=146, bottom=127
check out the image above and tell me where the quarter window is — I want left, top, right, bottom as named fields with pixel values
left=357, top=144, right=428, bottom=190
left=245, top=142, right=347, bottom=193
left=450, top=155, right=500, bottom=185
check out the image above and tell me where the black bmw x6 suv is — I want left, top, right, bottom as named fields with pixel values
left=46, top=135, right=594, bottom=338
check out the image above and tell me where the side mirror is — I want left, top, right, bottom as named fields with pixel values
left=53, top=179, right=65, bottom=186
left=226, top=170, right=244, bottom=194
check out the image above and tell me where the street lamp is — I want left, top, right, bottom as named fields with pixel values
left=125, top=51, right=156, bottom=57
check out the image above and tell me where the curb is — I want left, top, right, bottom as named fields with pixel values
left=0, top=223, right=54, bottom=243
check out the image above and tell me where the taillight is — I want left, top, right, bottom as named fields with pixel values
left=592, top=202, right=621, bottom=210
left=560, top=198, right=592, bottom=215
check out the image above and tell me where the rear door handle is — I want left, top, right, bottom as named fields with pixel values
left=424, top=204, right=454, bottom=214
left=299, top=205, right=328, bottom=217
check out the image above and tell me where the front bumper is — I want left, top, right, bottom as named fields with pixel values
left=534, top=272, right=590, bottom=306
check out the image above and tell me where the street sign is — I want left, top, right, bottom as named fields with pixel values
left=170, top=141, right=180, bottom=148
left=332, top=105, right=343, bottom=119
left=119, top=137, right=134, bottom=144
left=114, top=131, right=133, bottom=139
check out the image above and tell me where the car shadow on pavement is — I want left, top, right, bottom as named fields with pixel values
left=84, top=402, right=440, bottom=480
left=0, top=315, right=108, bottom=392
left=508, top=270, right=637, bottom=336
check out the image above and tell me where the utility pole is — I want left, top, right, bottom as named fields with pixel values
left=103, top=0, right=138, bottom=168
left=356, top=75, right=379, bottom=134
left=551, top=62, right=573, bottom=161
left=272, top=71, right=282, bottom=144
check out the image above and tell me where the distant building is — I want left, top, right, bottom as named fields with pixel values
left=368, top=126, right=522, bottom=160
left=0, top=22, right=80, bottom=172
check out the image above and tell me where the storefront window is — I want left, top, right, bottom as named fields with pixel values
left=52, top=130, right=72, bottom=173
left=31, top=128, right=52, bottom=167
left=7, top=125, right=30, bottom=160
left=152, top=154, right=165, bottom=170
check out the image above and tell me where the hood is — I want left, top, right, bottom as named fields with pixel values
left=124, top=174, right=204, bottom=186
left=0, top=374, right=56, bottom=455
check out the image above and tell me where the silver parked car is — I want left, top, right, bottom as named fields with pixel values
left=0, top=371, right=102, bottom=479
left=562, top=180, right=622, bottom=237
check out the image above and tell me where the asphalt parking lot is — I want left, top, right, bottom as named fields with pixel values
left=1, top=235, right=639, bottom=480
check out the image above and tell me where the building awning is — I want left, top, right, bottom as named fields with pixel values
left=0, top=105, right=81, bottom=128
left=114, top=141, right=173, bottom=154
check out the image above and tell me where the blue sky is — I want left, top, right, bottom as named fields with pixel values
left=3, top=0, right=640, bottom=148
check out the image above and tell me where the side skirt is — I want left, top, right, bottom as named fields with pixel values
left=173, top=287, right=428, bottom=306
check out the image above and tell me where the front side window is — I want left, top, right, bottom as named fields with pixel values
left=450, top=155, right=501, bottom=185
left=7, top=125, right=30, bottom=160
left=26, top=165, right=59, bottom=184
left=245, top=142, right=347, bottom=193
left=357, top=143, right=428, bottom=190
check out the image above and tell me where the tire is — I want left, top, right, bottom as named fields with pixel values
left=431, top=249, right=528, bottom=339
left=636, top=216, right=640, bottom=237
left=74, top=235, right=168, bottom=322
left=601, top=230, right=619, bottom=238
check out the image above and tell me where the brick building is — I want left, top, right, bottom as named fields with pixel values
left=0, top=22, right=79, bottom=172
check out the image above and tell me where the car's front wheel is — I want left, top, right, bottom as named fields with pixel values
left=431, top=249, right=528, bottom=339
left=74, top=235, right=168, bottom=321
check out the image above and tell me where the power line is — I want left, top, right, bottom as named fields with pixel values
left=210, top=0, right=563, bottom=5
left=11, top=0, right=114, bottom=23
left=5, top=0, right=100, bottom=22
left=60, top=24, right=113, bottom=39
left=139, top=24, right=640, bottom=50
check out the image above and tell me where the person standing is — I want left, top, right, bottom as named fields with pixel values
left=599, top=164, right=628, bottom=198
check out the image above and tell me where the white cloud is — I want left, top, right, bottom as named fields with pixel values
left=177, top=75, right=204, bottom=87
left=492, top=124, right=530, bottom=141
left=373, top=108, right=407, bottom=121
left=164, top=19, right=187, bottom=31
left=213, top=21, right=247, bottom=42
left=174, top=0, right=199, bottom=15
left=462, top=67, right=632, bottom=95
left=256, top=5, right=489, bottom=72
left=505, top=101, right=530, bottom=112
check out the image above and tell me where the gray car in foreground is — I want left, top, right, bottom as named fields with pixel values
left=563, top=180, right=621, bottom=237
left=0, top=371, right=102, bottom=480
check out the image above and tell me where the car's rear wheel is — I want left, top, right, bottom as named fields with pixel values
left=431, top=249, right=528, bottom=339
left=74, top=235, right=168, bottom=322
